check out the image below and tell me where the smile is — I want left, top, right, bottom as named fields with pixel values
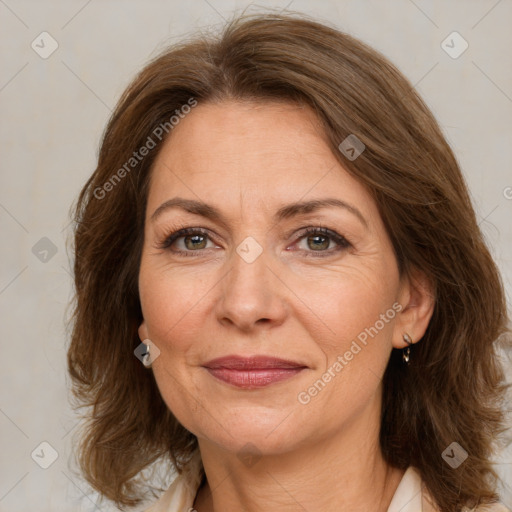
left=202, top=356, right=308, bottom=389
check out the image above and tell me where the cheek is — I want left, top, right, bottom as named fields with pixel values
left=299, top=265, right=399, bottom=416
left=305, top=263, right=398, bottom=348
left=299, top=275, right=396, bottom=429
left=138, top=265, right=212, bottom=351
left=150, top=363, right=205, bottom=438
left=139, top=271, right=206, bottom=428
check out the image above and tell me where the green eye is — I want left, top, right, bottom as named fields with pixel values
left=161, top=227, right=215, bottom=255
left=295, top=227, right=351, bottom=256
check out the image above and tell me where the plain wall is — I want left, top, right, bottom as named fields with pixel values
left=0, top=0, right=511, bottom=510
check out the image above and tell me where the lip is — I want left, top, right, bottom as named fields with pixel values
left=202, top=355, right=308, bottom=389
left=204, top=355, right=306, bottom=370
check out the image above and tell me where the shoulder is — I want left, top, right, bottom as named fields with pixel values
left=396, top=466, right=510, bottom=512
left=143, top=450, right=204, bottom=512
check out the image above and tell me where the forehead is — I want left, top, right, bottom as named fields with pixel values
left=147, top=100, right=376, bottom=222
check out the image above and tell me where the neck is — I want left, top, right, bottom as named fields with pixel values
left=193, top=403, right=405, bottom=512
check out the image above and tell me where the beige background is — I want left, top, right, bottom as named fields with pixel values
left=0, top=0, right=511, bottom=510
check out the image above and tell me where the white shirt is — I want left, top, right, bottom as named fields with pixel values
left=144, top=449, right=510, bottom=512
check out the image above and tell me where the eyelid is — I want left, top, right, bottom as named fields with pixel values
left=283, top=222, right=350, bottom=241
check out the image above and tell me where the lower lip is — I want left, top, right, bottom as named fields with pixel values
left=205, top=367, right=305, bottom=388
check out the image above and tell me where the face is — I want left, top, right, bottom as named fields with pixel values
left=138, top=100, right=408, bottom=455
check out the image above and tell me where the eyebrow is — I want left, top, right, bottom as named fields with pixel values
left=150, top=197, right=368, bottom=229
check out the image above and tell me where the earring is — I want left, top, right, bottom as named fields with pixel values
left=142, top=340, right=152, bottom=368
left=402, top=333, right=413, bottom=364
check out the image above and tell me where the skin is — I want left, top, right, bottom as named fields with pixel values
left=138, top=100, right=435, bottom=512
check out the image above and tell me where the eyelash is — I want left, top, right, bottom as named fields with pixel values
left=157, top=224, right=352, bottom=258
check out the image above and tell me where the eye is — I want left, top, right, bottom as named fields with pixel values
left=159, top=227, right=218, bottom=256
left=292, top=226, right=351, bottom=257
left=157, top=225, right=352, bottom=258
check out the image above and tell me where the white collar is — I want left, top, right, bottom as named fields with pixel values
left=387, top=465, right=433, bottom=511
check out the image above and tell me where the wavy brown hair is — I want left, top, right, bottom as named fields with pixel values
left=66, top=11, right=511, bottom=511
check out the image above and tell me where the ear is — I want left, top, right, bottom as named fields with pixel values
left=138, top=320, right=149, bottom=342
left=392, top=269, right=435, bottom=349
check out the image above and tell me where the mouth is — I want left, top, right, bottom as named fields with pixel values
left=202, top=355, right=308, bottom=389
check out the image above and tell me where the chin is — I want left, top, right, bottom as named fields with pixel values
left=193, top=410, right=308, bottom=456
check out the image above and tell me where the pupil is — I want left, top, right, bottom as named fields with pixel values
left=309, top=235, right=328, bottom=250
left=185, top=235, right=206, bottom=250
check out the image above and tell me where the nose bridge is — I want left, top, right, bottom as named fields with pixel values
left=230, top=239, right=267, bottom=290
left=217, top=237, right=286, bottom=329
left=225, top=238, right=272, bottom=303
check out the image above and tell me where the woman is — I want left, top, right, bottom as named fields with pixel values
left=67, top=12, right=511, bottom=512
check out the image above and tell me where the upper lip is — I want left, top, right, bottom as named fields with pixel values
left=203, top=355, right=307, bottom=370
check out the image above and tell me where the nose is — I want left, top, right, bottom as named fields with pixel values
left=215, top=243, right=288, bottom=332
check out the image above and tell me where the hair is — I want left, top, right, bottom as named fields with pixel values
left=66, top=11, right=511, bottom=511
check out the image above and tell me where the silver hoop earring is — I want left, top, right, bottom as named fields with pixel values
left=402, top=333, right=413, bottom=364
